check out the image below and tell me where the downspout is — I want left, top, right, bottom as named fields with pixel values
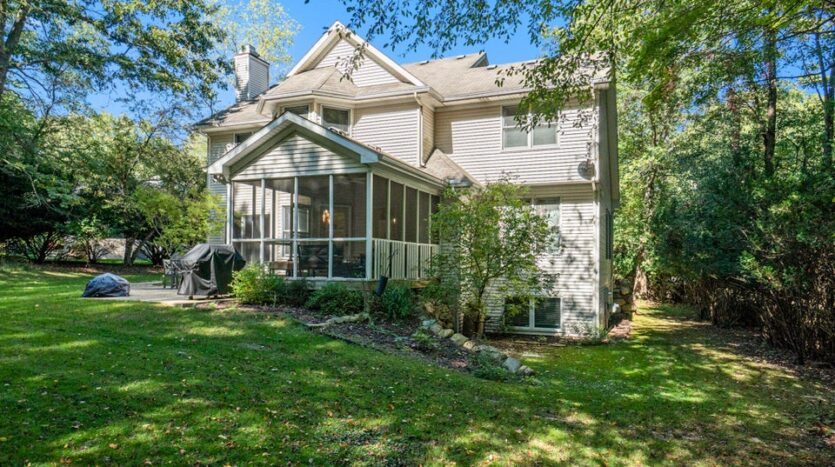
left=414, top=91, right=426, bottom=167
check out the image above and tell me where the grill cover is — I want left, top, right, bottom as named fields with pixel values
left=177, top=244, right=246, bottom=297
left=82, top=273, right=130, bottom=297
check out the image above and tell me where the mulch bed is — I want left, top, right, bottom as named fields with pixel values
left=237, top=304, right=475, bottom=372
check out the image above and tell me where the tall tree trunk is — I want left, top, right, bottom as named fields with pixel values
left=763, top=26, right=778, bottom=178
left=123, top=236, right=136, bottom=266
left=815, top=32, right=834, bottom=170
left=0, top=3, right=31, bottom=98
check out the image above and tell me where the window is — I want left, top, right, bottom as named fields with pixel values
left=322, top=106, right=351, bottom=133
left=534, top=297, right=561, bottom=329
left=505, top=296, right=561, bottom=329
left=235, top=132, right=253, bottom=144
left=533, top=197, right=560, bottom=253
left=283, top=105, right=309, bottom=118
left=502, top=105, right=558, bottom=149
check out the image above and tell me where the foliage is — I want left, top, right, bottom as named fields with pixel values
left=410, top=327, right=438, bottom=352
left=380, top=285, right=414, bottom=320
left=305, top=283, right=365, bottom=316
left=67, top=216, right=111, bottom=264
left=469, top=352, right=514, bottom=382
left=284, top=278, right=312, bottom=307
left=429, top=178, right=555, bottom=337
left=210, top=0, right=300, bottom=78
left=0, top=266, right=832, bottom=464
left=0, top=0, right=230, bottom=106
left=231, top=265, right=287, bottom=305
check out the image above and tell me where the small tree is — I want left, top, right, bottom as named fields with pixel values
left=430, top=178, right=556, bottom=338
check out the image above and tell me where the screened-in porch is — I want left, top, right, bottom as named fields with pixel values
left=229, top=173, right=440, bottom=280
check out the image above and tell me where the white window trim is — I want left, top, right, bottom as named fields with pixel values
left=281, top=104, right=311, bottom=119
left=507, top=296, right=562, bottom=331
left=320, top=104, right=353, bottom=137
left=500, top=105, right=560, bottom=152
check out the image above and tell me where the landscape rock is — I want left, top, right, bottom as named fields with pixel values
left=439, top=328, right=454, bottom=338
left=462, top=340, right=478, bottom=351
left=429, top=323, right=443, bottom=335
left=450, top=333, right=468, bottom=346
left=517, top=365, right=534, bottom=376
left=502, top=356, right=522, bottom=373
left=421, top=319, right=437, bottom=329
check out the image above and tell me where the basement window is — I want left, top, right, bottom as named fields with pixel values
left=504, top=296, right=561, bottom=330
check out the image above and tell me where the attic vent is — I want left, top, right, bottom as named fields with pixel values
left=526, top=60, right=538, bottom=66
left=420, top=60, right=430, bottom=65
left=486, top=64, right=498, bottom=70
left=456, top=54, right=465, bottom=59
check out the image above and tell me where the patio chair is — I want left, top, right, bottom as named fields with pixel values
left=162, top=259, right=181, bottom=289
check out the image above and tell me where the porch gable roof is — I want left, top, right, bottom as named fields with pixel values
left=207, top=111, right=446, bottom=188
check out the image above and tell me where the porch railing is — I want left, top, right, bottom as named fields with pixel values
left=372, top=239, right=437, bottom=280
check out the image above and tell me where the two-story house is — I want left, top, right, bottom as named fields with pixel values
left=198, top=21, right=619, bottom=336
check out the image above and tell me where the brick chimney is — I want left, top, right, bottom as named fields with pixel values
left=234, top=44, right=270, bottom=101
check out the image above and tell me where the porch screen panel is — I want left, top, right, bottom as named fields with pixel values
left=265, top=178, right=295, bottom=272
left=297, top=176, right=330, bottom=239
left=405, top=187, right=417, bottom=243
left=333, top=174, right=366, bottom=238
left=332, top=241, right=366, bottom=278
left=418, top=191, right=430, bottom=244
left=231, top=181, right=260, bottom=264
left=372, top=175, right=388, bottom=238
left=389, top=181, right=404, bottom=241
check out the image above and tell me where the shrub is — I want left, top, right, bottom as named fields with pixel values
left=284, top=278, right=311, bottom=307
left=231, top=265, right=286, bottom=305
left=470, top=352, right=514, bottom=382
left=381, top=285, right=414, bottom=320
left=305, top=283, right=364, bottom=316
left=411, top=327, right=438, bottom=352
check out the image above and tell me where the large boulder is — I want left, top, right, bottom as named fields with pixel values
left=450, top=333, right=468, bottom=346
left=502, top=357, right=522, bottom=373
left=438, top=328, right=454, bottom=338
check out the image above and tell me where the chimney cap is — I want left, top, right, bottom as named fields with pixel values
left=237, top=44, right=260, bottom=57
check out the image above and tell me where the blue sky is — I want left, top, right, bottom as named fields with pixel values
left=89, top=1, right=542, bottom=117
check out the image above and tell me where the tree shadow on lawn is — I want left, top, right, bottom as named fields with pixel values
left=0, top=272, right=831, bottom=465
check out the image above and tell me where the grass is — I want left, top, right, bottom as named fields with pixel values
left=0, top=264, right=831, bottom=465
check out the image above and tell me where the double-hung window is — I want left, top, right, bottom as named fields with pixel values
left=502, top=105, right=558, bottom=149
left=322, top=106, right=351, bottom=134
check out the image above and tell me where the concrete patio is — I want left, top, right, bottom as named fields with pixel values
left=95, top=281, right=232, bottom=308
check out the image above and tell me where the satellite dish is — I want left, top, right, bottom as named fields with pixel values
left=578, top=160, right=596, bottom=179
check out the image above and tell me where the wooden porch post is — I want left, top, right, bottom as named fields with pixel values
left=260, top=178, right=266, bottom=264
left=226, top=182, right=233, bottom=245
left=365, top=171, right=373, bottom=280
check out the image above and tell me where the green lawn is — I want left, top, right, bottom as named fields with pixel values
left=0, top=264, right=831, bottom=465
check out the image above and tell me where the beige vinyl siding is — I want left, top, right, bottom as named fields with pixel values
left=231, top=133, right=365, bottom=180
left=353, top=104, right=420, bottom=164
left=422, top=107, right=434, bottom=163
left=435, top=105, right=593, bottom=184
left=485, top=185, right=598, bottom=336
left=315, top=39, right=400, bottom=87
left=207, top=134, right=235, bottom=242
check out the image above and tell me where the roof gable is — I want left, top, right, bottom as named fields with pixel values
left=287, top=21, right=424, bottom=87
